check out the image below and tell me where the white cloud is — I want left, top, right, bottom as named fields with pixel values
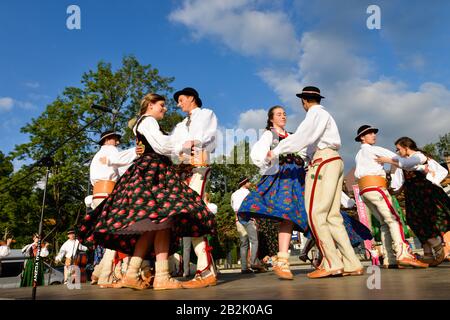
left=0, top=97, right=14, bottom=112
left=25, top=81, right=40, bottom=89
left=170, top=1, right=450, bottom=169
left=399, top=53, right=426, bottom=72
left=237, top=108, right=268, bottom=130
left=0, top=97, right=37, bottom=112
left=169, top=0, right=301, bottom=60
left=16, top=101, right=37, bottom=110
left=257, top=31, right=450, bottom=168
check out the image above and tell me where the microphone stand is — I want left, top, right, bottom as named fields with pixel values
left=30, top=109, right=105, bottom=300
left=32, top=156, right=52, bottom=300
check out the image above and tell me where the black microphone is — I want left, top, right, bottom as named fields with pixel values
left=91, top=104, right=115, bottom=113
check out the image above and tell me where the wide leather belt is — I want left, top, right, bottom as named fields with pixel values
left=358, top=175, right=387, bottom=190
left=93, top=180, right=115, bottom=194
left=180, top=150, right=209, bottom=167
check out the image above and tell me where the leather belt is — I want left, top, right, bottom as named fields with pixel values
left=93, top=180, right=115, bottom=194
left=358, top=175, right=387, bottom=190
left=180, top=150, right=209, bottom=167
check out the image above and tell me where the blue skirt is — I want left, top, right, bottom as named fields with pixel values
left=238, top=163, right=310, bottom=235
left=238, top=163, right=372, bottom=247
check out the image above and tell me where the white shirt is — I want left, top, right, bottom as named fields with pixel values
left=251, top=130, right=307, bottom=175
left=231, top=187, right=250, bottom=213
left=388, top=151, right=447, bottom=188
left=55, top=239, right=88, bottom=262
left=341, top=192, right=356, bottom=208
left=272, top=105, right=341, bottom=158
left=206, top=202, right=218, bottom=215
left=133, top=116, right=174, bottom=157
left=90, top=145, right=137, bottom=185
left=171, top=107, right=218, bottom=156
left=21, top=243, right=49, bottom=258
left=0, top=245, right=10, bottom=258
left=395, top=151, right=427, bottom=170
left=354, top=144, right=398, bottom=179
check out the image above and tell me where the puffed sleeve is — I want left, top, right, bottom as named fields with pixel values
left=272, top=108, right=327, bottom=156
left=40, top=246, right=49, bottom=257
left=390, top=167, right=404, bottom=191
left=397, top=152, right=427, bottom=170
left=137, top=117, right=174, bottom=156
left=189, top=109, right=218, bottom=152
left=107, top=147, right=137, bottom=168
left=250, top=131, right=273, bottom=169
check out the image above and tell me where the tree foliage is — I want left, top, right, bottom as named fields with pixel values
left=207, top=140, right=260, bottom=259
left=3, top=56, right=178, bottom=250
left=423, top=132, right=450, bottom=164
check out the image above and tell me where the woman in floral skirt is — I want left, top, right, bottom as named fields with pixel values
left=78, top=93, right=215, bottom=290
left=376, top=136, right=449, bottom=266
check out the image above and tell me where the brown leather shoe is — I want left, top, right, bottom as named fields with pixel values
left=307, top=268, right=344, bottom=279
left=397, top=256, right=428, bottom=268
left=120, top=275, right=151, bottom=290
left=153, top=276, right=182, bottom=291
left=272, top=265, right=294, bottom=280
left=343, top=268, right=365, bottom=276
left=181, top=274, right=217, bottom=289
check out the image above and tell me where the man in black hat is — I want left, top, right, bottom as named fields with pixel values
left=87, top=130, right=141, bottom=286
left=171, top=87, right=219, bottom=288
left=268, top=86, right=363, bottom=279
left=354, top=125, right=428, bottom=268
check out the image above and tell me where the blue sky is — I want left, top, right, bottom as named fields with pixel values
left=1, top=0, right=450, bottom=170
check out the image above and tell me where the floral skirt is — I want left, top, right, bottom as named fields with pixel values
left=404, top=177, right=450, bottom=243
left=238, top=163, right=310, bottom=235
left=77, top=153, right=216, bottom=255
left=238, top=163, right=372, bottom=247
left=341, top=211, right=373, bottom=247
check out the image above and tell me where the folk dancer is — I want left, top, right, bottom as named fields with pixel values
left=87, top=130, right=139, bottom=287
left=376, top=137, right=449, bottom=267
left=354, top=125, right=427, bottom=268
left=171, top=87, right=218, bottom=289
left=267, top=86, right=363, bottom=278
left=77, top=93, right=215, bottom=290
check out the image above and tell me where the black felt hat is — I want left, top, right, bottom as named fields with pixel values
left=173, top=87, right=203, bottom=107
left=296, top=86, right=325, bottom=99
left=355, top=125, right=379, bottom=142
left=98, top=130, right=121, bottom=145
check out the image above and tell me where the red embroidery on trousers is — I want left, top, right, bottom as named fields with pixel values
left=359, top=187, right=407, bottom=243
left=308, top=156, right=342, bottom=269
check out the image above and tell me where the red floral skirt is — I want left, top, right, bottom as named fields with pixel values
left=77, top=153, right=216, bottom=255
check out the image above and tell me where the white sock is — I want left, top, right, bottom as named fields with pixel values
left=126, top=256, right=143, bottom=278
left=155, top=260, right=169, bottom=278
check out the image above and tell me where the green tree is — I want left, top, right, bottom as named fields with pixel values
left=6, top=56, right=179, bottom=248
left=423, top=132, right=450, bottom=163
left=208, top=140, right=260, bottom=260
left=0, top=152, right=41, bottom=246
